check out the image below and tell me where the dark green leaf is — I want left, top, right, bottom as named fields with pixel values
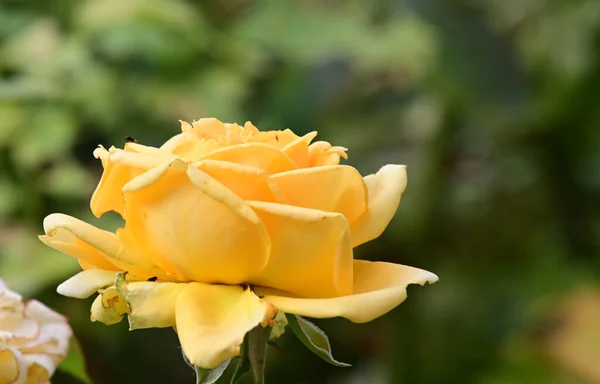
left=57, top=337, right=92, bottom=384
left=230, top=338, right=250, bottom=384
left=247, top=326, right=272, bottom=384
left=195, top=359, right=231, bottom=384
left=285, top=314, right=351, bottom=367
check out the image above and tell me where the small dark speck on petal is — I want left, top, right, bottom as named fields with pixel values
left=147, top=276, right=158, bottom=282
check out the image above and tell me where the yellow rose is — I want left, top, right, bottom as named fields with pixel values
left=0, top=280, right=72, bottom=384
left=40, top=118, right=437, bottom=369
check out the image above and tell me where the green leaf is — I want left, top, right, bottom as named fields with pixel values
left=58, top=337, right=92, bottom=384
left=285, top=314, right=351, bottom=368
left=230, top=338, right=250, bottom=384
left=247, top=326, right=272, bottom=384
left=195, top=359, right=231, bottom=384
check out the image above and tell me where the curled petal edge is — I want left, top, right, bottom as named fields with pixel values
left=256, top=260, right=438, bottom=323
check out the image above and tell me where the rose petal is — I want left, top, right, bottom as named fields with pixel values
left=0, top=348, right=27, bottom=384
left=25, top=300, right=66, bottom=325
left=175, top=283, right=276, bottom=369
left=90, top=287, right=130, bottom=326
left=91, top=145, right=174, bottom=217
left=188, top=118, right=227, bottom=139
left=0, top=280, right=23, bottom=310
left=308, top=141, right=347, bottom=166
left=0, top=312, right=38, bottom=340
left=87, top=279, right=185, bottom=330
left=256, top=260, right=438, bottom=323
left=20, top=301, right=71, bottom=357
left=249, top=128, right=299, bottom=148
left=160, top=131, right=194, bottom=152
left=40, top=214, right=165, bottom=278
left=193, top=159, right=280, bottom=202
left=57, top=269, right=117, bottom=298
left=164, top=136, right=223, bottom=163
left=121, top=159, right=270, bottom=284
left=349, top=165, right=408, bottom=247
left=39, top=216, right=118, bottom=271
left=272, top=165, right=368, bottom=223
left=281, top=131, right=318, bottom=168
left=201, top=143, right=297, bottom=174
left=247, top=201, right=353, bottom=298
left=23, top=354, right=54, bottom=381
left=124, top=281, right=187, bottom=330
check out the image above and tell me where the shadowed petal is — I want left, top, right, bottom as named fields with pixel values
left=350, top=165, right=408, bottom=247
left=90, top=287, right=129, bottom=326
left=176, top=283, right=276, bottom=369
left=0, top=348, right=28, bottom=384
left=247, top=201, right=353, bottom=298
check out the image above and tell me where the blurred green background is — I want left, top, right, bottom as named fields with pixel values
left=1, top=0, right=600, bottom=383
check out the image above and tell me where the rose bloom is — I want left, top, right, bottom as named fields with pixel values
left=0, top=280, right=71, bottom=384
left=40, top=118, right=437, bottom=369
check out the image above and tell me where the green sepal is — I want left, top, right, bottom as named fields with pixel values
left=114, top=271, right=130, bottom=296
left=230, top=335, right=250, bottom=384
left=269, top=311, right=288, bottom=340
left=194, top=359, right=231, bottom=384
left=285, top=314, right=351, bottom=367
left=247, top=325, right=272, bottom=384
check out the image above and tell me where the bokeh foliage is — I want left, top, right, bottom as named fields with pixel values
left=1, top=0, right=599, bottom=383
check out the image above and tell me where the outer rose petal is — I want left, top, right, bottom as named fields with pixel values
left=201, top=143, right=297, bottom=174
left=125, top=282, right=187, bottom=330
left=0, top=348, right=27, bottom=384
left=256, top=260, right=438, bottom=323
left=23, top=355, right=52, bottom=382
left=272, top=165, right=368, bottom=224
left=90, top=288, right=129, bottom=326
left=39, top=218, right=118, bottom=271
left=40, top=214, right=166, bottom=279
left=20, top=303, right=71, bottom=383
left=176, top=283, right=276, bottom=369
left=88, top=281, right=186, bottom=330
left=121, top=159, right=270, bottom=284
left=350, top=165, right=408, bottom=247
left=91, top=144, right=174, bottom=217
left=57, top=269, right=118, bottom=298
left=0, top=312, right=38, bottom=340
left=247, top=201, right=353, bottom=298
left=0, top=280, right=24, bottom=309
